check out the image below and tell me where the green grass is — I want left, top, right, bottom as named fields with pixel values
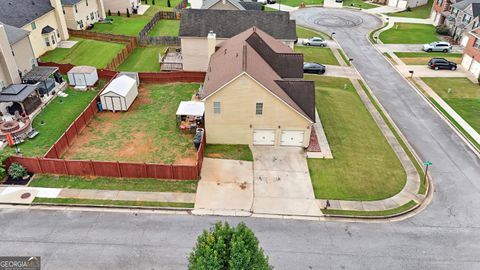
left=279, top=0, right=323, bottom=7
left=62, top=83, right=199, bottom=164
left=358, top=80, right=426, bottom=195
left=369, top=22, right=388, bottom=44
left=117, top=46, right=168, bottom=72
left=295, top=46, right=339, bottom=65
left=385, top=0, right=433, bottom=18
left=204, top=144, right=253, bottom=161
left=306, top=76, right=406, bottom=201
left=40, top=38, right=125, bottom=68
left=147, top=20, right=180, bottom=36
left=296, top=26, right=330, bottom=40
left=33, top=197, right=194, bottom=208
left=343, top=0, right=378, bottom=9
left=379, top=23, right=439, bottom=44
left=337, top=49, right=351, bottom=66
left=322, top=200, right=417, bottom=216
left=92, top=15, right=151, bottom=36
left=394, top=52, right=462, bottom=65
left=147, top=0, right=183, bottom=11
left=29, top=174, right=198, bottom=193
left=3, top=84, right=105, bottom=157
left=422, top=77, right=480, bottom=135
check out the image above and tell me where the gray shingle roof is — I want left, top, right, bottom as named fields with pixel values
left=473, top=3, right=480, bottom=17
left=179, top=10, right=297, bottom=40
left=239, top=1, right=263, bottom=10
left=61, top=0, right=82, bottom=5
left=0, top=22, right=29, bottom=45
left=201, top=0, right=246, bottom=10
left=41, top=25, right=55, bottom=34
left=452, top=0, right=480, bottom=11
left=0, top=0, right=54, bottom=28
left=0, top=84, right=37, bottom=102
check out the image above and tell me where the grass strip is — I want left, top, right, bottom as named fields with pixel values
left=358, top=80, right=426, bottom=194
left=33, top=197, right=194, bottom=208
left=337, top=49, right=351, bottom=66
left=204, top=144, right=253, bottom=161
left=322, top=200, right=417, bottom=216
left=296, top=25, right=331, bottom=40
left=369, top=22, right=388, bottom=44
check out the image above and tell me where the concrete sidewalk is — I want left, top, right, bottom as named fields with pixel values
left=376, top=44, right=464, bottom=53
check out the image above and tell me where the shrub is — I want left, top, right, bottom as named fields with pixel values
left=117, top=10, right=121, bottom=16
left=8, top=163, right=27, bottom=179
left=406, top=6, right=412, bottom=11
left=168, top=0, right=171, bottom=7
left=188, top=222, right=272, bottom=270
left=0, top=152, right=9, bottom=180
left=152, top=0, right=156, bottom=5
left=126, top=8, right=130, bottom=17
left=436, top=25, right=450, bottom=35
left=108, top=9, right=111, bottom=16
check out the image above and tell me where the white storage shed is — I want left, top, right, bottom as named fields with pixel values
left=67, top=66, right=98, bottom=88
left=100, top=75, right=138, bottom=112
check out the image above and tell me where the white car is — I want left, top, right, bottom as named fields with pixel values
left=304, top=37, right=327, bottom=47
left=423, top=41, right=452, bottom=52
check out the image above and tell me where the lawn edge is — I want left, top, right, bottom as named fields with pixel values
left=321, top=200, right=419, bottom=218
left=32, top=198, right=194, bottom=210
left=296, top=24, right=332, bottom=40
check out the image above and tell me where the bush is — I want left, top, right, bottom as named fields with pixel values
left=152, top=0, right=155, bottom=5
left=188, top=222, right=272, bottom=270
left=126, top=8, right=130, bottom=17
left=0, top=152, right=9, bottom=180
left=168, top=0, right=171, bottom=7
left=108, top=9, right=111, bottom=16
left=405, top=6, right=412, bottom=11
left=8, top=163, right=27, bottom=179
left=117, top=10, right=121, bottom=16
left=436, top=25, right=450, bottom=35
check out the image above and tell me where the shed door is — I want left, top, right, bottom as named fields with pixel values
left=106, top=96, right=123, bottom=112
left=253, top=129, right=275, bottom=145
left=280, top=131, right=304, bottom=147
left=73, top=74, right=86, bottom=86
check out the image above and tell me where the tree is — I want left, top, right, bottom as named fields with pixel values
left=126, top=8, right=130, bottom=17
left=117, top=10, right=121, bottom=16
left=152, top=0, right=156, bottom=5
left=167, top=0, right=171, bottom=7
left=188, top=222, right=272, bottom=270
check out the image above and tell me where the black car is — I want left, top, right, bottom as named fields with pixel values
left=428, top=58, right=457, bottom=70
left=303, top=62, right=326, bottom=74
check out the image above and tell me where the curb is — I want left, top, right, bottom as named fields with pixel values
left=30, top=202, right=194, bottom=212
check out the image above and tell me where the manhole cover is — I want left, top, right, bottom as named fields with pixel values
left=21, top=192, right=31, bottom=199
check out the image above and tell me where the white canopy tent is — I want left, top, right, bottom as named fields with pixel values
left=176, top=101, right=205, bottom=116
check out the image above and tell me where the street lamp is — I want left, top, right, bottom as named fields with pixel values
left=423, top=161, right=432, bottom=187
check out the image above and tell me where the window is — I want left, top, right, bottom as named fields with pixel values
left=63, top=8, right=65, bottom=14
left=473, top=21, right=479, bottom=29
left=44, top=37, right=50, bottom=47
left=437, top=0, right=443, bottom=6
left=255, top=102, right=263, bottom=115
left=51, top=35, right=56, bottom=45
left=0, top=80, right=5, bottom=90
left=474, top=38, right=480, bottom=49
left=31, top=22, right=36, bottom=30
left=78, top=20, right=84, bottom=28
left=57, top=32, right=60, bottom=38
left=213, top=101, right=221, bottom=114
left=75, top=4, right=78, bottom=13
left=90, top=12, right=94, bottom=20
left=463, top=14, right=472, bottom=24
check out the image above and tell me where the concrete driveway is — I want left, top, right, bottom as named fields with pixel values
left=376, top=44, right=464, bottom=53
left=397, top=64, right=477, bottom=80
left=251, top=146, right=321, bottom=217
left=193, top=158, right=253, bottom=216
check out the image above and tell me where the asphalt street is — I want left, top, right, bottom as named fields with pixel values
left=0, top=8, right=479, bottom=270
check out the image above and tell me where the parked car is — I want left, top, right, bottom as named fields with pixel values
left=303, top=62, right=326, bottom=74
left=423, top=41, right=452, bottom=52
left=304, top=37, right=327, bottom=47
left=427, top=58, right=457, bottom=70
left=257, top=0, right=276, bottom=4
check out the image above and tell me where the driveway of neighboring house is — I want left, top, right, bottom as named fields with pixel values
left=376, top=44, right=464, bottom=53
left=324, top=65, right=360, bottom=78
left=193, top=158, right=253, bottom=216
left=396, top=64, right=477, bottom=81
left=251, top=146, right=322, bottom=217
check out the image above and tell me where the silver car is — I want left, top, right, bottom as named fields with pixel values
left=304, top=37, right=327, bottom=47
left=423, top=41, right=452, bottom=52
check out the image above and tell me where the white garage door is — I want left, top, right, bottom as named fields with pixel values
left=253, top=129, right=275, bottom=145
left=461, top=36, right=469, bottom=47
left=470, top=60, right=480, bottom=78
left=280, top=131, right=304, bottom=147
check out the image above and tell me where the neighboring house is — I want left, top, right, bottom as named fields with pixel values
left=0, top=23, right=37, bottom=88
left=179, top=9, right=297, bottom=72
left=0, top=0, right=69, bottom=58
left=373, top=0, right=428, bottom=8
left=431, top=0, right=454, bottom=25
left=61, top=0, right=106, bottom=30
left=200, top=27, right=315, bottom=147
left=102, top=0, right=141, bottom=14
left=200, top=0, right=262, bottom=10
left=445, top=0, right=480, bottom=45
left=461, top=28, right=480, bottom=77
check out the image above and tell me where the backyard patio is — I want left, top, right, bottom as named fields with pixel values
left=62, top=83, right=200, bottom=164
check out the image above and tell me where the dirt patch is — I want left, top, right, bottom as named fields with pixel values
left=130, top=85, right=152, bottom=110
left=174, top=157, right=197, bottom=165
left=206, top=153, right=224, bottom=158
left=113, top=131, right=152, bottom=162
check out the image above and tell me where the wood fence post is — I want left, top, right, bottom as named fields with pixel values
left=117, top=161, right=122, bottom=178
left=63, top=159, right=69, bottom=175
left=90, top=160, right=96, bottom=176
left=37, top=158, right=43, bottom=174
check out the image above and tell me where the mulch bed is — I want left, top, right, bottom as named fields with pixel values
left=1, top=173, right=33, bottom=186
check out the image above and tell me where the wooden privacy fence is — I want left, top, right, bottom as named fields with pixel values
left=138, top=11, right=181, bottom=46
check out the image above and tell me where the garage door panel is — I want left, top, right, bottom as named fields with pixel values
left=253, top=129, right=275, bottom=145
left=281, top=131, right=304, bottom=146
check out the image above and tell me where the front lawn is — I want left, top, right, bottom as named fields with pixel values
left=295, top=46, right=339, bottom=65
left=394, top=52, right=463, bottom=65
left=40, top=38, right=125, bottom=68
left=306, top=76, right=406, bottom=201
left=30, top=174, right=198, bottom=193
left=62, top=83, right=200, bottom=164
left=92, top=15, right=151, bottom=36
left=379, top=23, right=439, bottom=44
left=117, top=46, right=168, bottom=72
left=385, top=0, right=433, bottom=18
left=204, top=144, right=253, bottom=161
left=422, top=77, right=480, bottom=133
left=3, top=84, right=104, bottom=157
left=296, top=26, right=329, bottom=39
left=343, top=0, right=378, bottom=9
left=147, top=20, right=180, bottom=36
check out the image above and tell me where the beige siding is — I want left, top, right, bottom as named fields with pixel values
left=0, top=25, right=21, bottom=85
left=182, top=37, right=295, bottom=72
left=63, top=0, right=103, bottom=30
left=103, top=0, right=140, bottom=13
left=204, top=74, right=312, bottom=147
left=209, top=1, right=240, bottom=10
left=12, top=37, right=36, bottom=75
left=21, top=11, right=64, bottom=58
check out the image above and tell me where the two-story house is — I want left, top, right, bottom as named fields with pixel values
left=61, top=0, right=106, bottom=30
left=200, top=0, right=262, bottom=10
left=461, top=28, right=480, bottom=77
left=445, top=0, right=480, bottom=45
left=431, top=0, right=454, bottom=25
left=0, top=0, right=69, bottom=58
